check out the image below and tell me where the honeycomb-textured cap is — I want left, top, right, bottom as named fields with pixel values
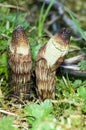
left=12, top=25, right=28, bottom=46
left=58, top=28, right=71, bottom=44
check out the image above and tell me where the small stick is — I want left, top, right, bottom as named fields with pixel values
left=61, top=64, right=80, bottom=70
left=0, top=109, right=18, bottom=117
left=45, top=16, right=60, bottom=26
left=51, top=99, right=83, bottom=107
left=60, top=64, right=86, bottom=77
left=0, top=3, right=25, bottom=11
left=64, top=54, right=86, bottom=64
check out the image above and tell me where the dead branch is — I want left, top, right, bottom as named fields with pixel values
left=45, top=16, right=60, bottom=26
left=59, top=54, right=86, bottom=77
left=61, top=64, right=80, bottom=70
left=0, top=109, right=18, bottom=117
left=51, top=99, right=83, bottom=107
left=0, top=3, right=25, bottom=11
left=60, top=64, right=86, bottom=77
left=64, top=54, right=86, bottom=64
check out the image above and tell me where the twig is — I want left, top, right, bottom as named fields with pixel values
left=60, top=64, right=86, bottom=77
left=68, top=49, right=80, bottom=53
left=73, top=37, right=86, bottom=45
left=59, top=54, right=86, bottom=77
left=64, top=54, right=86, bottom=64
left=51, top=99, right=83, bottom=107
left=46, top=16, right=60, bottom=26
left=62, top=76, right=68, bottom=87
left=45, top=29, right=53, bottom=37
left=0, top=3, right=25, bottom=11
left=0, top=109, right=18, bottom=117
left=60, top=64, right=80, bottom=70
left=1, top=34, right=10, bottom=39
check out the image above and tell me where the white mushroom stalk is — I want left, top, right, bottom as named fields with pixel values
left=36, top=28, right=71, bottom=100
left=8, top=25, right=32, bottom=99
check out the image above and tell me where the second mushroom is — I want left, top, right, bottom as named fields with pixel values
left=36, top=29, right=71, bottom=100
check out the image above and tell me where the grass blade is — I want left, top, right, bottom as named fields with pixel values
left=38, top=0, right=54, bottom=37
left=67, top=8, right=86, bottom=41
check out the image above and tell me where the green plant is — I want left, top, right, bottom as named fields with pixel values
left=67, top=8, right=86, bottom=40
left=38, top=0, right=54, bottom=37
left=0, top=117, right=19, bottom=130
left=24, top=99, right=56, bottom=130
left=78, top=60, right=86, bottom=70
left=67, top=8, right=86, bottom=71
left=77, top=86, right=86, bottom=100
left=0, top=52, right=8, bottom=78
left=24, top=92, right=86, bottom=130
left=24, top=99, right=53, bottom=122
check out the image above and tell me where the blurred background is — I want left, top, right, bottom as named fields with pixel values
left=0, top=0, right=86, bottom=36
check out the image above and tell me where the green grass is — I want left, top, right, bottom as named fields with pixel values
left=38, top=0, right=54, bottom=37
left=0, top=117, right=19, bottom=130
left=67, top=8, right=86, bottom=70
left=67, top=8, right=86, bottom=41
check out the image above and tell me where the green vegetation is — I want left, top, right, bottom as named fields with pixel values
left=67, top=8, right=86, bottom=41
left=78, top=60, right=86, bottom=70
left=0, top=117, right=19, bottom=130
left=38, top=0, right=54, bottom=37
left=67, top=8, right=86, bottom=69
left=0, top=0, right=86, bottom=130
